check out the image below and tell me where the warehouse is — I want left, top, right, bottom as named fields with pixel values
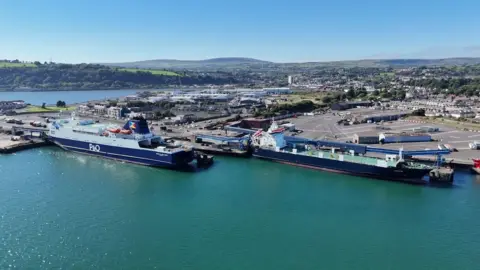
left=362, top=112, right=409, bottom=123
left=407, top=126, right=440, bottom=133
left=353, top=132, right=379, bottom=144
left=331, top=101, right=372, bottom=111
left=379, top=132, right=431, bottom=144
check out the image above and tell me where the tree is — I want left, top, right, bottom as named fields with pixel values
left=356, top=87, right=368, bottom=98
left=56, top=100, right=66, bottom=107
left=41, top=103, right=46, bottom=109
left=380, top=91, right=392, bottom=99
left=411, top=108, right=425, bottom=117
left=346, top=87, right=355, bottom=99
left=322, top=95, right=333, bottom=104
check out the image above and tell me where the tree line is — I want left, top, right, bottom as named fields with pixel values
left=321, top=88, right=406, bottom=104
left=0, top=63, right=238, bottom=90
left=408, top=78, right=480, bottom=96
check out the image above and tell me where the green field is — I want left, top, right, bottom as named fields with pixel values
left=0, top=61, right=36, bottom=68
left=119, top=68, right=180, bottom=76
left=278, top=92, right=327, bottom=105
left=380, top=72, right=395, bottom=76
left=26, top=105, right=76, bottom=113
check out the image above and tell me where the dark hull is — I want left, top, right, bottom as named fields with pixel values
left=49, top=137, right=194, bottom=169
left=253, top=148, right=431, bottom=184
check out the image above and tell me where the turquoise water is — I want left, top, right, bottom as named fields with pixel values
left=1, top=148, right=480, bottom=269
left=0, top=89, right=142, bottom=105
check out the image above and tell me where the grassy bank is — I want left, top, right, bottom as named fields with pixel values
left=0, top=61, right=37, bottom=68
left=119, top=68, right=180, bottom=76
left=278, top=92, right=327, bottom=105
left=26, top=105, right=76, bottom=113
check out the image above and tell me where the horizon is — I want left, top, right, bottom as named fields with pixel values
left=4, top=55, right=480, bottom=65
left=1, top=0, right=479, bottom=63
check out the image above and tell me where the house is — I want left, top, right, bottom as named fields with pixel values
left=449, top=110, right=475, bottom=119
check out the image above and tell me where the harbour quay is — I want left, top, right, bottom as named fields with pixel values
left=285, top=110, right=480, bottom=168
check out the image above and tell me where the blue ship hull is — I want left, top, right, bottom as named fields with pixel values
left=253, top=148, right=431, bottom=184
left=49, top=137, right=194, bottom=169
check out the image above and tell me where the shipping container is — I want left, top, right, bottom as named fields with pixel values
left=353, top=133, right=379, bottom=144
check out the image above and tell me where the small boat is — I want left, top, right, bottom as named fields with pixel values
left=472, top=159, right=480, bottom=174
left=120, top=129, right=132, bottom=135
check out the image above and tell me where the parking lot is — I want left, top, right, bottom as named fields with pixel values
left=288, top=113, right=480, bottom=162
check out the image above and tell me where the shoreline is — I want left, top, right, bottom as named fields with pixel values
left=0, top=86, right=206, bottom=93
left=0, top=88, right=156, bottom=93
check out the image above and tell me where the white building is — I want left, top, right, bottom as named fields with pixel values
left=77, top=105, right=91, bottom=115
left=107, top=107, right=122, bottom=119
left=450, top=110, right=475, bottom=119
left=288, top=76, right=293, bottom=85
left=92, top=105, right=106, bottom=115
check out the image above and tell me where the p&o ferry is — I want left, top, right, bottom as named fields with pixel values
left=48, top=113, right=194, bottom=169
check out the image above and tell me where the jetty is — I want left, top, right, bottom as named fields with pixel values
left=0, top=126, right=51, bottom=154
left=0, top=139, right=51, bottom=154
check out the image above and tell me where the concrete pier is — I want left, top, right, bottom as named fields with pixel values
left=0, top=138, right=51, bottom=154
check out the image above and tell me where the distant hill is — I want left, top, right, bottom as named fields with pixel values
left=0, top=62, right=235, bottom=91
left=104, top=57, right=272, bottom=69
left=104, top=57, right=480, bottom=70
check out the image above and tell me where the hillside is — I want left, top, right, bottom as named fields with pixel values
left=0, top=62, right=236, bottom=91
left=104, top=57, right=272, bottom=69
left=104, top=57, right=480, bottom=70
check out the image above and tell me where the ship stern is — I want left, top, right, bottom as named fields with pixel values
left=171, top=149, right=195, bottom=169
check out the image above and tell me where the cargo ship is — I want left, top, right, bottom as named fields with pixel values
left=48, top=112, right=194, bottom=169
left=251, top=121, right=440, bottom=184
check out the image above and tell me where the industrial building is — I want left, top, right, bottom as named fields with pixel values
left=331, top=101, right=372, bottom=111
left=408, top=126, right=440, bottom=133
left=262, top=87, right=293, bottom=95
left=362, top=112, right=409, bottom=123
left=379, top=132, right=431, bottom=144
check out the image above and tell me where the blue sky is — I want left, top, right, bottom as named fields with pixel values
left=1, top=0, right=479, bottom=63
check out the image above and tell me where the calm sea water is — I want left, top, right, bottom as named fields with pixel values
left=0, top=90, right=143, bottom=105
left=1, top=148, right=480, bottom=269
